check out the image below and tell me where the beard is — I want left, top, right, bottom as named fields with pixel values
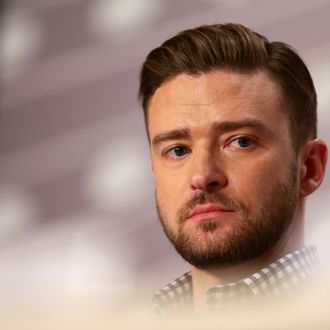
left=156, top=165, right=299, bottom=270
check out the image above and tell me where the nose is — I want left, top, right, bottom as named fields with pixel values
left=190, top=149, right=228, bottom=193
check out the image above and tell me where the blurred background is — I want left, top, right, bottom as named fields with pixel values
left=0, top=0, right=329, bottom=317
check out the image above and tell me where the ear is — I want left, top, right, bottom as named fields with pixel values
left=299, top=139, right=328, bottom=197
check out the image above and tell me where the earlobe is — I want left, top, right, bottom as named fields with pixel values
left=299, top=139, right=328, bottom=197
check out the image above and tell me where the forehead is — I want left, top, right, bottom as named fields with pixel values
left=147, top=70, right=287, bottom=137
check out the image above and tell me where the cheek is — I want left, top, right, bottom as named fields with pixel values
left=155, top=173, right=184, bottom=204
left=153, top=160, right=186, bottom=192
left=154, top=166, right=188, bottom=217
left=229, top=157, right=291, bottom=200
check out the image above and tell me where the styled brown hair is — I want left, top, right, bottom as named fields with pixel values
left=138, top=23, right=317, bottom=149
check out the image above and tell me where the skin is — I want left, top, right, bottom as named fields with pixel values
left=147, top=69, right=327, bottom=312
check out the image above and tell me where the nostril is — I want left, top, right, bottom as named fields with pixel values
left=206, top=181, right=220, bottom=192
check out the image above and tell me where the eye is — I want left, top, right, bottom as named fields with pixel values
left=229, top=136, right=255, bottom=149
left=165, top=145, right=189, bottom=159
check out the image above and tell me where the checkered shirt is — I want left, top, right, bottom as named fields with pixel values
left=153, top=246, right=319, bottom=315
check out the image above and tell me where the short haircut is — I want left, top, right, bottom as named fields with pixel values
left=138, top=23, right=317, bottom=150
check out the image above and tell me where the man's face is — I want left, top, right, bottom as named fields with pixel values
left=148, top=70, right=300, bottom=269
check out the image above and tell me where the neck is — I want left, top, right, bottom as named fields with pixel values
left=191, top=201, right=305, bottom=313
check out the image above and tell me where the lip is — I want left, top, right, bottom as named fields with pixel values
left=187, top=203, right=234, bottom=221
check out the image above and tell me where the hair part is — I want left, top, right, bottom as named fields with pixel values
left=138, top=23, right=317, bottom=150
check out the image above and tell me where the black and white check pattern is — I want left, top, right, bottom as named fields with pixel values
left=153, top=246, right=318, bottom=315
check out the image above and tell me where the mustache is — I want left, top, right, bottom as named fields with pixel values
left=177, top=192, right=248, bottom=223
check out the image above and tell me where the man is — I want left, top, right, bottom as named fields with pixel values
left=138, top=23, right=328, bottom=315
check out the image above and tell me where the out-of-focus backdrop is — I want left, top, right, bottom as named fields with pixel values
left=0, top=0, right=329, bottom=313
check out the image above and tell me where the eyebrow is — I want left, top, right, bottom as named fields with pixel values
left=151, top=119, right=271, bottom=149
left=211, top=119, right=270, bottom=135
left=152, top=128, right=190, bottom=148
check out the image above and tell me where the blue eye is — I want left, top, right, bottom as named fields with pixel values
left=236, top=137, right=254, bottom=148
left=229, top=136, right=255, bottom=149
left=166, top=146, right=189, bottom=158
left=173, top=146, right=188, bottom=156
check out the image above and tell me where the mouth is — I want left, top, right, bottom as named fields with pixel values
left=187, top=203, right=235, bottom=222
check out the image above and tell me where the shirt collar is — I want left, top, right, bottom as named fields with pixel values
left=153, top=245, right=318, bottom=315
